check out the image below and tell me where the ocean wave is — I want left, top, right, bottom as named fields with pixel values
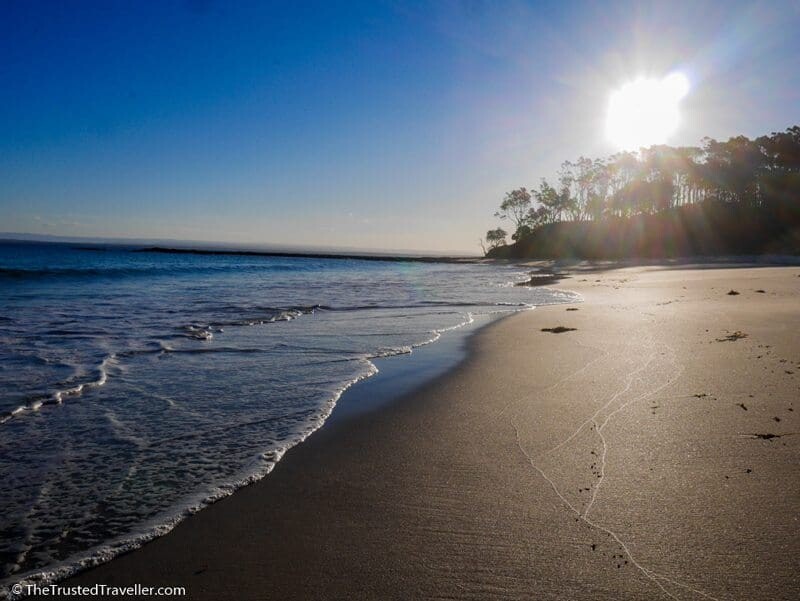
left=0, top=359, right=380, bottom=601
left=0, top=292, right=573, bottom=429
left=0, top=263, right=308, bottom=281
left=180, top=324, right=214, bottom=341
left=2, top=310, right=492, bottom=596
left=0, top=248, right=583, bottom=595
left=0, top=355, right=116, bottom=425
left=2, top=307, right=508, bottom=596
left=316, top=300, right=533, bottom=311
left=209, top=308, right=312, bottom=327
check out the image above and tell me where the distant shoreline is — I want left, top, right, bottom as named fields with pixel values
left=0, top=237, right=480, bottom=262
left=133, top=246, right=481, bottom=264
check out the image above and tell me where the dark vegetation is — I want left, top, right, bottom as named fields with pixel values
left=485, top=126, right=800, bottom=258
left=716, top=331, right=748, bottom=342
left=541, top=326, right=578, bottom=333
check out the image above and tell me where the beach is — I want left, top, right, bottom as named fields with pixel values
left=2, top=242, right=569, bottom=593
left=65, top=263, right=800, bottom=600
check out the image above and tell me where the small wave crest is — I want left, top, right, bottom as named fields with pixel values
left=0, top=359, right=380, bottom=600
left=0, top=262, right=310, bottom=282
left=0, top=251, right=582, bottom=593
left=0, top=355, right=116, bottom=425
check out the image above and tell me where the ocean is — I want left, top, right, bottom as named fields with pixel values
left=0, top=241, right=579, bottom=592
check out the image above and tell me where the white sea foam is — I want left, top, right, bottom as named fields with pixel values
left=0, top=355, right=116, bottom=425
left=1, top=358, right=381, bottom=601
left=0, top=246, right=581, bottom=596
left=0, top=309, right=518, bottom=599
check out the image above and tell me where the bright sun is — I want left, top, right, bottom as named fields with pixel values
left=606, top=72, right=690, bottom=151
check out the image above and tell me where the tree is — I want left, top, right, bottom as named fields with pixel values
left=557, top=162, right=578, bottom=221
left=527, top=204, right=551, bottom=227
left=485, top=228, right=508, bottom=250
left=494, top=188, right=532, bottom=230
left=570, top=156, right=596, bottom=220
left=607, top=151, right=641, bottom=216
left=482, top=124, right=800, bottom=249
left=533, top=179, right=559, bottom=223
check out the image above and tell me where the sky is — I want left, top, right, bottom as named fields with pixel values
left=2, top=0, right=800, bottom=253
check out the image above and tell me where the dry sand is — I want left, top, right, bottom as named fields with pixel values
left=67, top=264, right=800, bottom=600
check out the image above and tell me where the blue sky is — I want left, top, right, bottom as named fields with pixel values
left=2, top=0, right=799, bottom=252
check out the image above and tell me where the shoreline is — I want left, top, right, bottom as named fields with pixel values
left=2, top=307, right=526, bottom=598
left=54, top=264, right=800, bottom=598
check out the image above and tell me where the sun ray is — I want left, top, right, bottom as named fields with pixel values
left=606, top=72, right=690, bottom=151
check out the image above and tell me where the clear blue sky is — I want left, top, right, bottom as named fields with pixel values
left=2, top=0, right=799, bottom=252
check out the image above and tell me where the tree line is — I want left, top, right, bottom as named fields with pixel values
left=484, top=126, right=800, bottom=252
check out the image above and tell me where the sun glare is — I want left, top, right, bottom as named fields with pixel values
left=606, top=72, right=690, bottom=151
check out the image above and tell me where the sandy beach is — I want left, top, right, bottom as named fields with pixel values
left=66, top=263, right=800, bottom=600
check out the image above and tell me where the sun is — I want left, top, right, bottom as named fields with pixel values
left=606, top=72, right=690, bottom=151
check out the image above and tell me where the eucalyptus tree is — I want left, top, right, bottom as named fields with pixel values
left=485, top=228, right=508, bottom=250
left=483, top=124, right=800, bottom=244
left=494, top=188, right=532, bottom=232
left=533, top=179, right=560, bottom=223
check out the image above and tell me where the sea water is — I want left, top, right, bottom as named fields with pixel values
left=0, top=241, right=578, bottom=592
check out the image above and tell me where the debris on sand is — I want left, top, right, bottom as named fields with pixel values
left=743, top=432, right=800, bottom=441
left=755, top=289, right=766, bottom=293
left=727, top=290, right=740, bottom=295
left=693, top=393, right=709, bottom=398
left=716, top=331, right=747, bottom=342
left=541, top=326, right=577, bottom=334
left=737, top=402, right=748, bottom=411
left=566, top=307, right=579, bottom=311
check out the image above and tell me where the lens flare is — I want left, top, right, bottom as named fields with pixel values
left=606, top=72, right=690, bottom=151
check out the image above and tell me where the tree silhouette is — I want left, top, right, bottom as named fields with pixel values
left=494, top=188, right=532, bottom=229
left=485, top=228, right=508, bottom=252
left=485, top=124, right=800, bottom=256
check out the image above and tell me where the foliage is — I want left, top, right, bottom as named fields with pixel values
left=484, top=125, right=800, bottom=256
left=494, top=188, right=532, bottom=228
left=485, top=227, right=508, bottom=251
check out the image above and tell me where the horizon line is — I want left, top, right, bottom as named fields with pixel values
left=0, top=232, right=481, bottom=259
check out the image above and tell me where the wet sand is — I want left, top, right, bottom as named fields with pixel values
left=68, top=264, right=800, bottom=600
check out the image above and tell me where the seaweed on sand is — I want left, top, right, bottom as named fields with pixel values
left=541, top=326, right=577, bottom=334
